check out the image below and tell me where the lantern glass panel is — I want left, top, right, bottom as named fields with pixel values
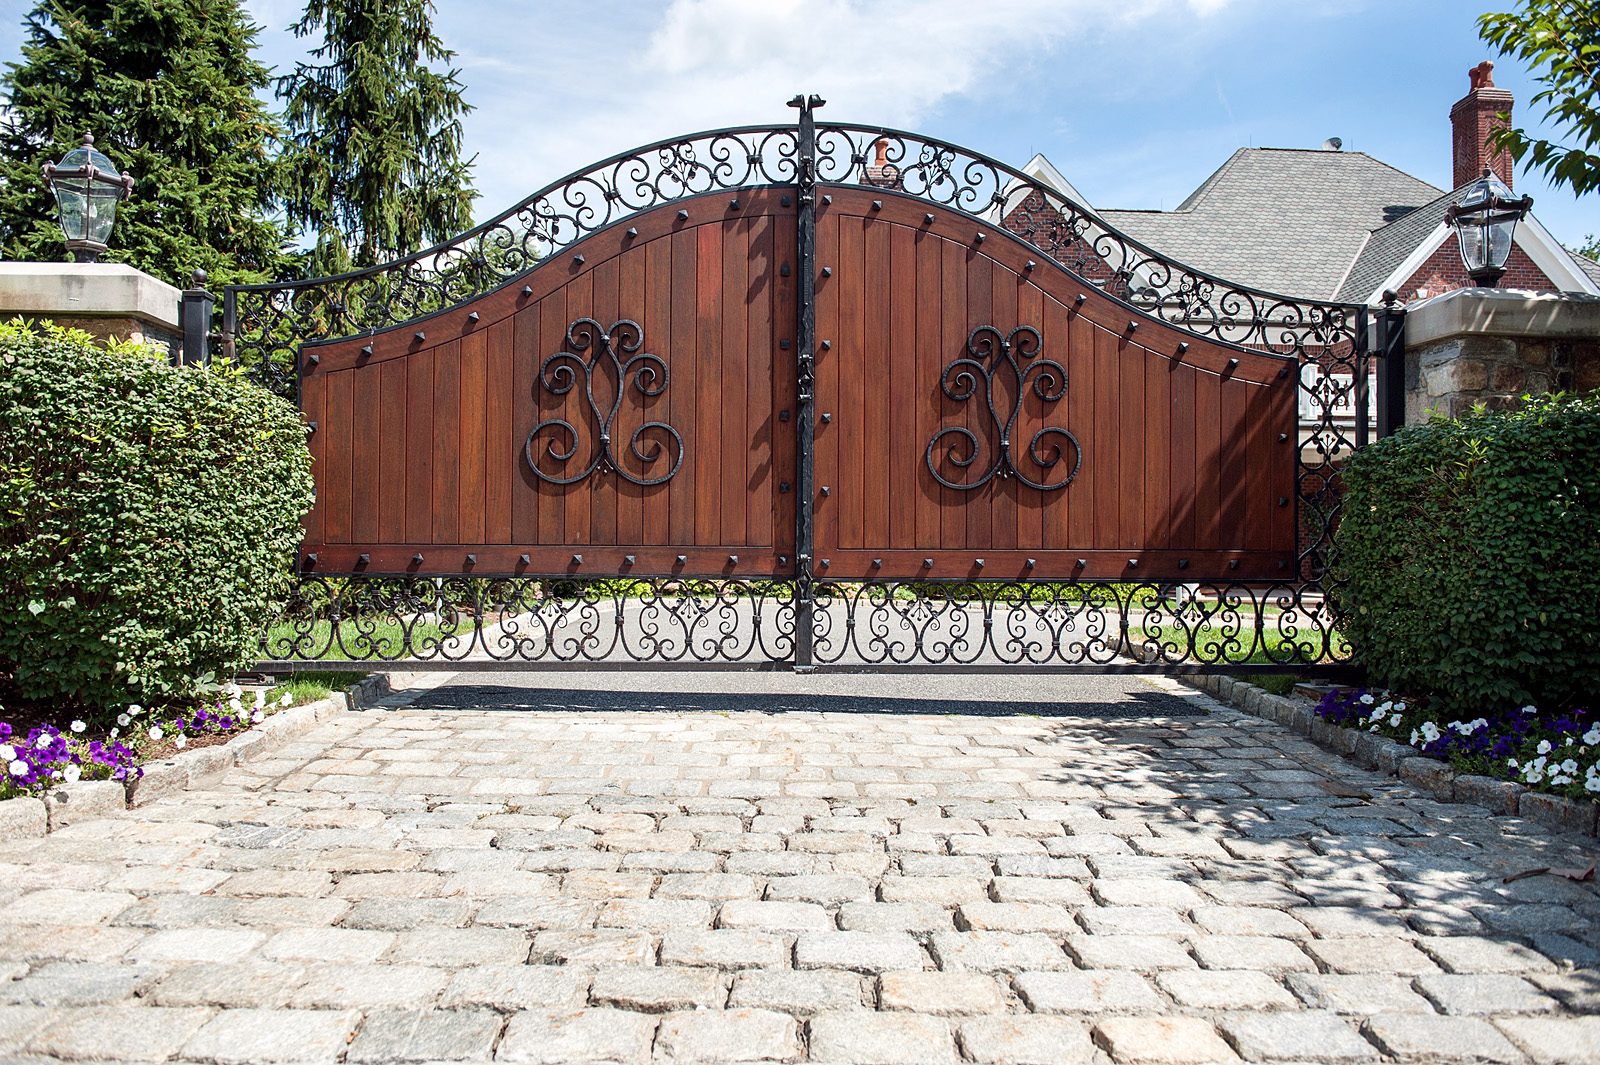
left=48, top=144, right=122, bottom=246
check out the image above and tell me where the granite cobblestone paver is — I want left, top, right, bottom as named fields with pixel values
left=0, top=674, right=1597, bottom=1063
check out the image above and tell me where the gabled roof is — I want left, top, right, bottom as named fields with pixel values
left=1095, top=147, right=1443, bottom=300
left=1335, top=185, right=1459, bottom=303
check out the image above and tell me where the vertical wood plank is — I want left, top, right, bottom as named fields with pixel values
left=1220, top=379, right=1249, bottom=547
left=863, top=213, right=891, bottom=552
left=352, top=366, right=380, bottom=543
left=988, top=258, right=1019, bottom=553
left=431, top=340, right=461, bottom=545
left=589, top=257, right=619, bottom=548
left=1015, top=278, right=1045, bottom=552
left=695, top=222, right=723, bottom=546
left=669, top=227, right=698, bottom=547
left=721, top=212, right=749, bottom=551
left=746, top=209, right=775, bottom=549
left=890, top=221, right=919, bottom=551
left=511, top=304, right=540, bottom=546
left=837, top=216, right=865, bottom=551
left=1195, top=369, right=1222, bottom=549
left=964, top=251, right=993, bottom=555
left=324, top=370, right=353, bottom=544
left=1244, top=381, right=1272, bottom=550
left=938, top=237, right=966, bottom=551
left=644, top=235, right=673, bottom=546
left=405, top=348, right=434, bottom=544
left=1093, top=325, right=1120, bottom=547
left=1146, top=344, right=1170, bottom=550
left=816, top=209, right=840, bottom=558
left=1066, top=308, right=1095, bottom=550
left=1042, top=293, right=1073, bottom=550
left=485, top=318, right=515, bottom=544
left=1271, top=374, right=1296, bottom=558
left=563, top=272, right=593, bottom=548
left=378, top=360, right=407, bottom=543
left=1119, top=340, right=1145, bottom=551
left=913, top=224, right=940, bottom=551
left=616, top=245, right=647, bottom=546
left=536, top=292, right=567, bottom=548
left=1169, top=362, right=1198, bottom=552
left=459, top=331, right=488, bottom=546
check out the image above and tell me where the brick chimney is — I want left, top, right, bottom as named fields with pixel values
left=1451, top=60, right=1515, bottom=190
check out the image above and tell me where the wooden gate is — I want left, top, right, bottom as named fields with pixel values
left=232, top=97, right=1366, bottom=671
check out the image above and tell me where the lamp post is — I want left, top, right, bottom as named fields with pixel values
left=1444, top=168, right=1533, bottom=288
left=41, top=132, right=134, bottom=263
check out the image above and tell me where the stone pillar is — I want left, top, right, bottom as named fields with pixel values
left=1402, top=288, right=1600, bottom=423
left=0, top=262, right=181, bottom=360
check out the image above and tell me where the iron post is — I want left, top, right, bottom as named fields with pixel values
left=1374, top=291, right=1407, bottom=438
left=178, top=268, right=213, bottom=367
left=789, top=92, right=823, bottom=670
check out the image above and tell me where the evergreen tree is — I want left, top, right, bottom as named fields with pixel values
left=276, top=0, right=477, bottom=275
left=0, top=0, right=287, bottom=287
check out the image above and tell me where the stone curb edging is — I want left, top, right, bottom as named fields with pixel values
left=1186, top=674, right=1600, bottom=839
left=0, top=673, right=389, bottom=843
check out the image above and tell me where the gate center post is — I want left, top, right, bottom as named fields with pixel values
left=789, top=93, right=823, bottom=670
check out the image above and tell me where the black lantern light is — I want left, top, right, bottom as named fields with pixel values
left=1444, top=168, right=1533, bottom=288
left=41, top=132, right=134, bottom=263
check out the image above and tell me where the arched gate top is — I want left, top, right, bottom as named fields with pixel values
left=225, top=109, right=1363, bottom=393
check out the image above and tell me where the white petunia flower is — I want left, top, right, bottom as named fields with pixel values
left=250, top=710, right=265, bottom=724
left=116, top=714, right=130, bottom=727
left=228, top=697, right=243, bottom=714
left=254, top=689, right=266, bottom=708
left=1561, top=759, right=1578, bottom=774
left=1584, top=726, right=1600, bottom=746
left=147, top=726, right=163, bottom=741
left=1390, top=714, right=1402, bottom=727
left=108, top=727, right=119, bottom=739
left=1537, top=740, right=1553, bottom=755
left=127, top=704, right=142, bottom=716
left=0, top=744, right=13, bottom=761
left=69, top=720, right=86, bottom=734
left=1521, top=704, right=1538, bottom=715
left=173, top=735, right=187, bottom=749
left=1524, top=765, right=1545, bottom=784
left=279, top=694, right=292, bottom=707
left=8, top=759, right=27, bottom=777
left=1359, top=694, right=1375, bottom=705
left=221, top=682, right=241, bottom=697
left=1419, top=722, right=1441, bottom=743
left=63, top=764, right=81, bottom=783
left=34, top=735, right=51, bottom=750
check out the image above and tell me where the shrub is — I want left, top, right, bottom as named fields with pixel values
left=1333, top=393, right=1600, bottom=717
left=0, top=322, right=313, bottom=711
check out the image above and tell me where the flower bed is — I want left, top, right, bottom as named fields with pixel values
left=0, top=682, right=294, bottom=801
left=1315, top=689, right=1600, bottom=799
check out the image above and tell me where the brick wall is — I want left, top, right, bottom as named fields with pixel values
left=1394, top=241, right=1557, bottom=303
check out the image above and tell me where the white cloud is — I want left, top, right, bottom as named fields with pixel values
left=446, top=0, right=1239, bottom=221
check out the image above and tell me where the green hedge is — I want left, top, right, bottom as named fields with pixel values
left=1333, top=393, right=1600, bottom=716
left=0, top=322, right=313, bottom=711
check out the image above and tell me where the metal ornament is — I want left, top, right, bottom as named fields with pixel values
left=926, top=325, right=1081, bottom=491
left=524, top=318, right=683, bottom=486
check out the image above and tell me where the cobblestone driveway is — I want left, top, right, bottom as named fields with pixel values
left=2, top=674, right=1598, bottom=1064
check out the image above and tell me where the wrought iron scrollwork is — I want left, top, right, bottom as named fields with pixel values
left=525, top=318, right=682, bottom=486
left=926, top=325, right=1080, bottom=492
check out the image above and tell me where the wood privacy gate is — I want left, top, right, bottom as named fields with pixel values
left=229, top=97, right=1369, bottom=672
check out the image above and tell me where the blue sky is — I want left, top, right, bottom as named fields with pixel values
left=2, top=0, right=1595, bottom=251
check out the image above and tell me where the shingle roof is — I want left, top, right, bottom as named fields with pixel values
left=1575, top=252, right=1600, bottom=287
left=1334, top=185, right=1458, bottom=303
left=1096, top=147, right=1443, bottom=300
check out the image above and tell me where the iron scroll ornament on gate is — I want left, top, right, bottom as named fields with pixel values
left=926, top=325, right=1082, bottom=491
left=524, top=318, right=684, bottom=486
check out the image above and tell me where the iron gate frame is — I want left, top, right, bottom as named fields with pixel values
left=228, top=96, right=1370, bottom=677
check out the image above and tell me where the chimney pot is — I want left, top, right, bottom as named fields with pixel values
left=1451, top=61, right=1515, bottom=190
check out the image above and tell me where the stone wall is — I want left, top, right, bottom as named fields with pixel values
left=1402, top=288, right=1600, bottom=423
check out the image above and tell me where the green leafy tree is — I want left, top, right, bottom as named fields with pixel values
left=1566, top=234, right=1600, bottom=260
left=1480, top=0, right=1600, bottom=196
left=0, top=0, right=288, bottom=287
left=276, top=0, right=477, bottom=276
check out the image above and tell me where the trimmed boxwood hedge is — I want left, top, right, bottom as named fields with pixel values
left=0, top=322, right=313, bottom=711
left=1333, top=393, right=1600, bottom=717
